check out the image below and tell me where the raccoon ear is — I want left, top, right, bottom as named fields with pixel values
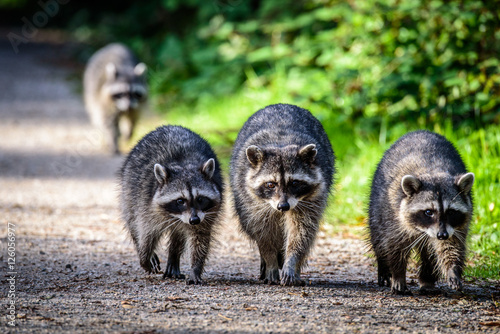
left=401, top=175, right=421, bottom=197
left=105, top=63, right=117, bottom=80
left=298, top=144, right=317, bottom=164
left=154, top=163, right=168, bottom=185
left=202, top=158, right=215, bottom=179
left=246, top=145, right=264, bottom=167
left=456, top=172, right=474, bottom=194
left=134, top=62, right=147, bottom=76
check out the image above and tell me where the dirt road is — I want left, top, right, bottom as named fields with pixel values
left=1, top=40, right=499, bottom=333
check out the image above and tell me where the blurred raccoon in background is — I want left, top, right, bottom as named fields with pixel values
left=368, top=130, right=474, bottom=295
left=83, top=43, right=147, bottom=155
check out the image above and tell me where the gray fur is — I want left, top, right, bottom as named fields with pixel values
left=84, top=43, right=147, bottom=155
left=230, top=104, right=335, bottom=286
left=368, top=130, right=474, bottom=295
left=119, top=125, right=223, bottom=284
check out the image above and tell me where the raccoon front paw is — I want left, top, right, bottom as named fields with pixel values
left=163, top=262, right=185, bottom=280
left=150, top=253, right=161, bottom=273
left=280, top=267, right=305, bottom=287
left=263, top=268, right=280, bottom=285
left=281, top=274, right=305, bottom=287
left=391, top=280, right=412, bottom=296
left=378, top=274, right=391, bottom=287
left=186, top=274, right=204, bottom=285
left=141, top=253, right=161, bottom=274
left=448, top=276, right=462, bottom=291
left=391, top=287, right=413, bottom=296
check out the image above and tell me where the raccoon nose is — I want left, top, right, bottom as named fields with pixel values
left=277, top=202, right=290, bottom=212
left=437, top=231, right=449, bottom=240
left=189, top=216, right=201, bottom=225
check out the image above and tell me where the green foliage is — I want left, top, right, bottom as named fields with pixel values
left=68, top=1, right=500, bottom=132
left=0, top=0, right=28, bottom=8
left=128, top=0, right=500, bottom=130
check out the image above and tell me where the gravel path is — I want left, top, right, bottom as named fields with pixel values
left=0, top=40, right=499, bottom=333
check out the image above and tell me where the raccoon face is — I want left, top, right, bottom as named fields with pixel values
left=245, top=144, right=324, bottom=212
left=152, top=159, right=220, bottom=225
left=104, top=62, right=147, bottom=112
left=399, top=173, right=474, bottom=240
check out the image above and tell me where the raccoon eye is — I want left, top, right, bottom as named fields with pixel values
left=265, top=182, right=276, bottom=189
left=446, top=209, right=466, bottom=227
left=196, top=196, right=215, bottom=211
left=112, top=93, right=126, bottom=100
left=133, top=92, right=143, bottom=99
left=424, top=209, right=434, bottom=217
left=176, top=198, right=185, bottom=205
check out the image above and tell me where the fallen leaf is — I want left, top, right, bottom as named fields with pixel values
left=480, top=321, right=500, bottom=327
left=121, top=300, right=135, bottom=309
left=33, top=316, right=54, bottom=321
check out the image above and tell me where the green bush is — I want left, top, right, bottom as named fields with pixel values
left=65, top=1, right=500, bottom=132
left=106, top=0, right=499, bottom=132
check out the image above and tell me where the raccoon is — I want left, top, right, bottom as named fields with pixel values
left=230, top=104, right=335, bottom=286
left=83, top=43, right=147, bottom=155
left=368, top=130, right=474, bottom=295
left=119, top=125, right=223, bottom=284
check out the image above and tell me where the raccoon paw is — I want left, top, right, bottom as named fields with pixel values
left=391, top=287, right=413, bottom=296
left=263, top=278, right=279, bottom=285
left=151, top=254, right=162, bottom=273
left=262, top=268, right=280, bottom=285
left=281, top=275, right=305, bottom=287
left=390, top=277, right=412, bottom=295
left=163, top=263, right=185, bottom=280
left=378, top=274, right=391, bottom=287
left=281, top=269, right=305, bottom=287
left=141, top=253, right=161, bottom=274
left=448, top=277, right=462, bottom=291
left=186, top=274, right=204, bottom=285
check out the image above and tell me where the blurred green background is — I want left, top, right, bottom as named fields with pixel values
left=2, top=0, right=499, bottom=280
